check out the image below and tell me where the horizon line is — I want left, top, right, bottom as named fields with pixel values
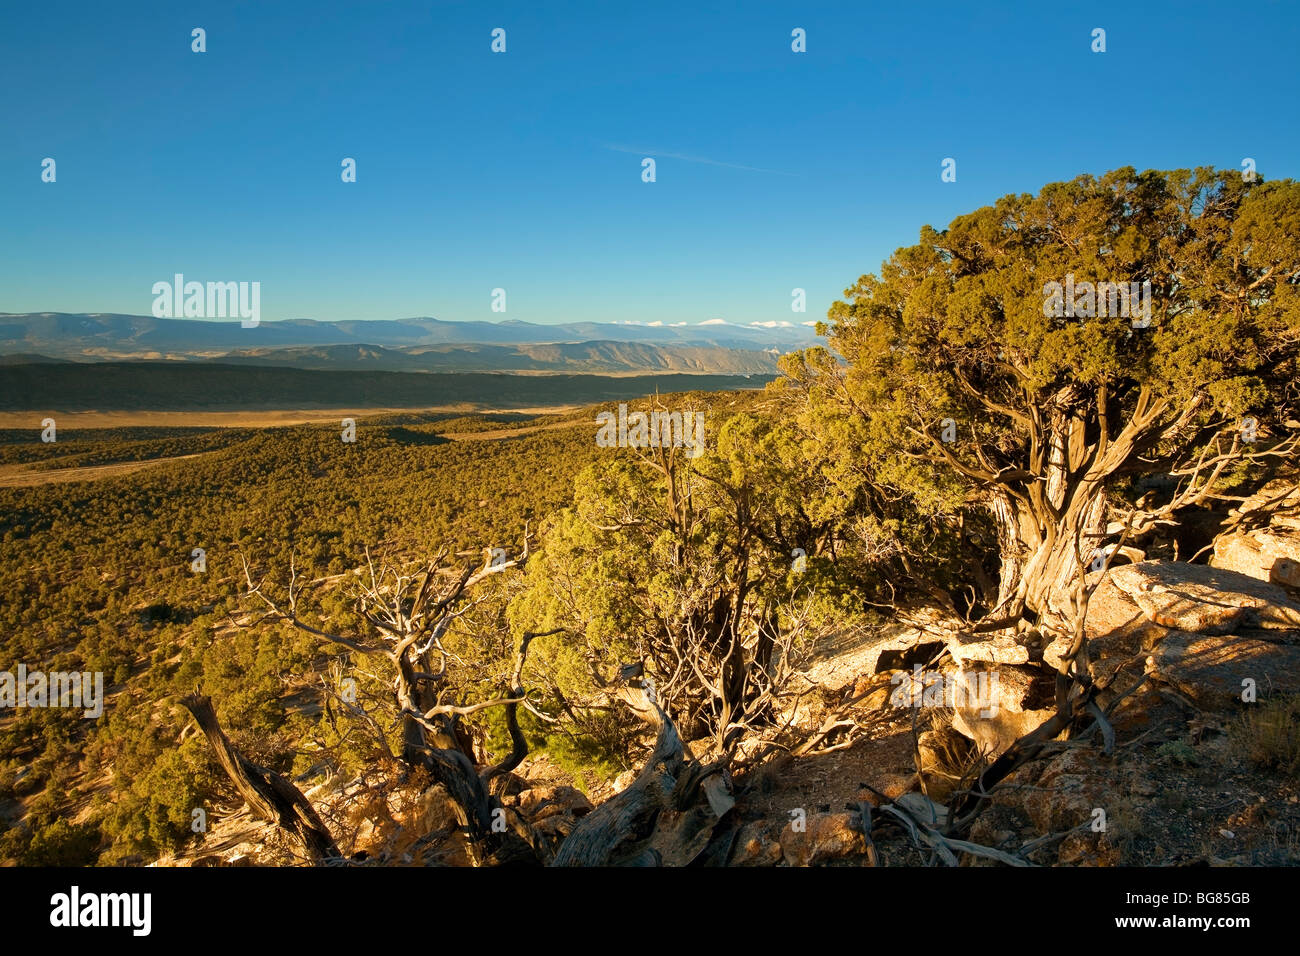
left=0, top=311, right=821, bottom=330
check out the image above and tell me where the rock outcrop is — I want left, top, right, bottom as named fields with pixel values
left=1211, top=477, right=1300, bottom=589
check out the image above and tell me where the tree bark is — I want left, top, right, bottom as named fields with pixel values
left=988, top=420, right=1110, bottom=625
left=551, top=687, right=733, bottom=866
left=181, top=694, right=341, bottom=864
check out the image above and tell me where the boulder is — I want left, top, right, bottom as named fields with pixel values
left=952, top=706, right=1055, bottom=757
left=729, top=821, right=782, bottom=866
left=1021, top=748, right=1120, bottom=835
left=1043, top=575, right=1169, bottom=676
left=864, top=631, right=950, bottom=675
left=947, top=630, right=1030, bottom=666
left=1146, top=631, right=1300, bottom=711
left=850, top=671, right=898, bottom=709
left=1110, top=561, right=1300, bottom=633
left=1214, top=530, right=1300, bottom=590
left=515, top=785, right=594, bottom=821
left=1082, top=574, right=1171, bottom=649
left=1210, top=477, right=1300, bottom=588
left=1057, top=830, right=1122, bottom=867
left=856, top=611, right=1031, bottom=676
left=950, top=665, right=1055, bottom=756
left=779, top=810, right=868, bottom=866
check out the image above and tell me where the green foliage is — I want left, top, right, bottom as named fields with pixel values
left=1156, top=740, right=1200, bottom=767
left=0, top=365, right=774, bottom=412
left=15, top=819, right=102, bottom=866
left=508, top=393, right=874, bottom=744
left=781, top=166, right=1300, bottom=614
left=533, top=722, right=625, bottom=793
left=0, top=392, right=772, bottom=863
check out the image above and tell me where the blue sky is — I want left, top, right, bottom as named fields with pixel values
left=2, top=0, right=1297, bottom=327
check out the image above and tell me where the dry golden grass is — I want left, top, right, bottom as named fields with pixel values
left=0, top=454, right=205, bottom=488
left=1230, top=694, right=1300, bottom=775
left=0, top=404, right=578, bottom=430
left=0, top=405, right=585, bottom=487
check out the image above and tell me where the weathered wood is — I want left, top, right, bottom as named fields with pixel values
left=550, top=697, right=687, bottom=866
left=700, top=772, right=736, bottom=818
left=551, top=685, right=734, bottom=867
left=416, top=744, right=539, bottom=866
left=856, top=801, right=878, bottom=867
left=483, top=630, right=557, bottom=785
left=241, top=549, right=553, bottom=866
left=181, top=694, right=340, bottom=864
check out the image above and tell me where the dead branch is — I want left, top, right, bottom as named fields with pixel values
left=181, top=693, right=340, bottom=864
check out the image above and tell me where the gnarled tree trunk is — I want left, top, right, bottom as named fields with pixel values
left=182, top=693, right=341, bottom=864
left=551, top=685, right=734, bottom=866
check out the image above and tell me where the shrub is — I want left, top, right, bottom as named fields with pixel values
left=1230, top=695, right=1300, bottom=775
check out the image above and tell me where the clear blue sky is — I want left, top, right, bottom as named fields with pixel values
left=2, top=0, right=1297, bottom=326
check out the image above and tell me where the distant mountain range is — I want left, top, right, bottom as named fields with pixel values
left=0, top=313, right=822, bottom=374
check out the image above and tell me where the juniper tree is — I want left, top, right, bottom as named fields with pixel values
left=508, top=411, right=847, bottom=753
left=783, top=166, right=1299, bottom=625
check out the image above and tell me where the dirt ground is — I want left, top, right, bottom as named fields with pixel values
left=0, top=454, right=206, bottom=487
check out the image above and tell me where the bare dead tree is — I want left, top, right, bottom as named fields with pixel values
left=236, top=538, right=555, bottom=865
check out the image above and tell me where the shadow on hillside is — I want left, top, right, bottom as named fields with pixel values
left=384, top=426, right=451, bottom=446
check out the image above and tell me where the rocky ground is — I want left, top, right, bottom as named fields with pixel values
left=160, top=480, right=1300, bottom=867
